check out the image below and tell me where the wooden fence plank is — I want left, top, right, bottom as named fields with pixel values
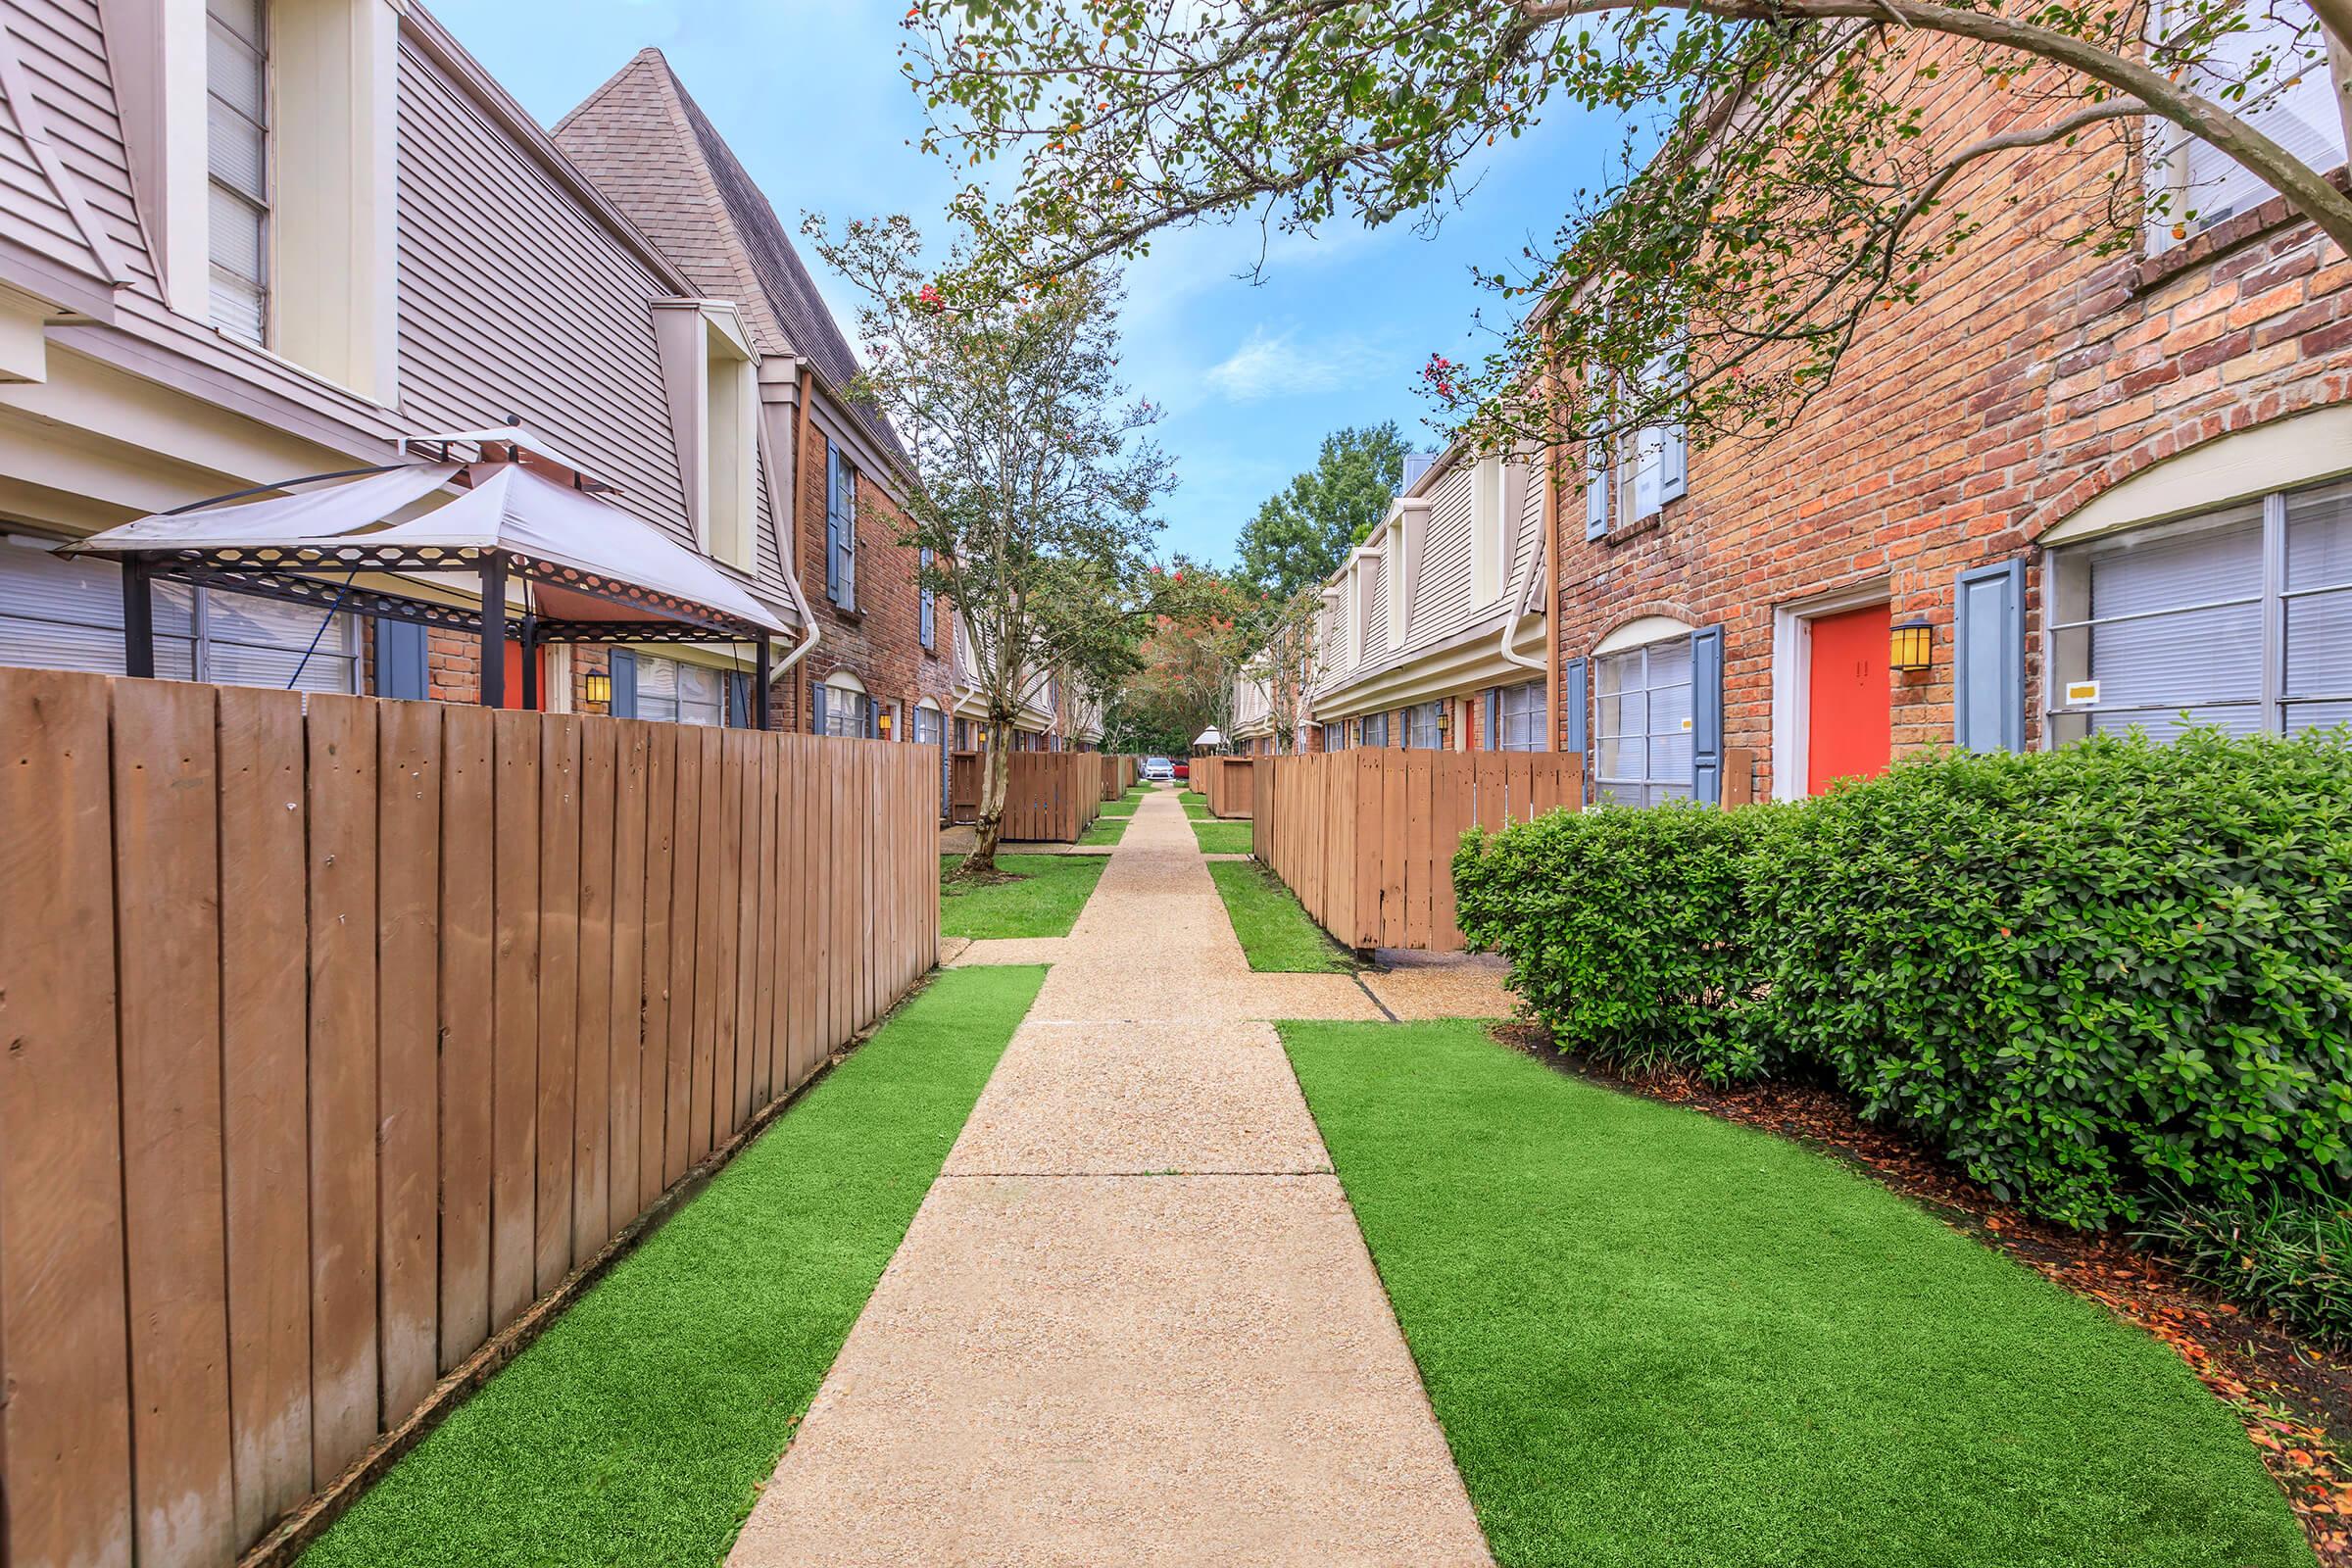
left=662, top=728, right=701, bottom=1186
left=0, top=669, right=133, bottom=1568
left=1431, top=755, right=1463, bottom=952
left=705, top=735, right=738, bottom=1150
left=376, top=700, right=441, bottom=1424
left=307, top=694, right=380, bottom=1481
left=690, top=728, right=726, bottom=1162
left=752, top=738, right=778, bottom=1108
left=113, top=679, right=237, bottom=1567
left=573, top=719, right=617, bottom=1261
left=607, top=723, right=649, bottom=1234
left=637, top=724, right=676, bottom=1212
left=435, top=706, right=494, bottom=1373
left=1403, top=752, right=1433, bottom=952
left=535, top=716, right=582, bottom=1295
left=217, top=685, right=314, bottom=1533
left=731, top=732, right=760, bottom=1132
left=489, top=710, right=540, bottom=1329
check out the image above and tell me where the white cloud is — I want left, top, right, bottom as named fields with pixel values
left=1202, top=326, right=1388, bottom=403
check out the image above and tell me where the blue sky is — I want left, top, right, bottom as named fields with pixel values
left=435, top=0, right=1627, bottom=565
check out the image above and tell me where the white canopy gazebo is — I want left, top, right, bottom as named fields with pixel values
left=70, top=430, right=796, bottom=722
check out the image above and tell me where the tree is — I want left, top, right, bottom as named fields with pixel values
left=906, top=0, right=2352, bottom=454
left=1235, top=423, right=1409, bottom=599
left=1111, top=566, right=1265, bottom=754
left=1253, top=586, right=1326, bottom=754
left=807, top=215, right=1175, bottom=872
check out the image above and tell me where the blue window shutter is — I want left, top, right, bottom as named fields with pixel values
left=375, top=619, right=428, bottom=700
left=1659, top=424, right=1689, bottom=504
left=1585, top=445, right=1608, bottom=540
left=726, top=671, right=749, bottom=729
left=1955, top=558, right=2026, bottom=753
left=1483, top=689, right=1498, bottom=751
left=1562, top=658, right=1589, bottom=755
left=1690, top=626, right=1725, bottom=806
left=824, top=442, right=843, bottom=604
left=609, top=650, right=637, bottom=718
left=811, top=679, right=828, bottom=735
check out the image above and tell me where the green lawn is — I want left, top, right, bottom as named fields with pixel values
left=1208, top=860, right=1355, bottom=972
left=1099, top=798, right=1139, bottom=817
left=1077, top=813, right=1129, bottom=847
left=305, top=965, right=1049, bottom=1568
left=940, top=853, right=1108, bottom=938
left=1191, top=819, right=1253, bottom=856
left=1180, top=792, right=1211, bottom=819
left=1281, top=1019, right=2314, bottom=1568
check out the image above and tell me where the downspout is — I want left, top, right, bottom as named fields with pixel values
left=758, top=356, right=821, bottom=701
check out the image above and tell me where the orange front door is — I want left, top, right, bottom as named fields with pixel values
left=1806, top=603, right=1891, bottom=795
left=499, top=639, right=547, bottom=710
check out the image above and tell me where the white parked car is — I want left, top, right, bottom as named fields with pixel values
left=1142, top=756, right=1175, bottom=782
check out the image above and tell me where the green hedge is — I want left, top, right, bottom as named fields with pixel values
left=1455, top=727, right=2352, bottom=1231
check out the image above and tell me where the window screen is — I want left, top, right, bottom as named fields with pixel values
left=1495, top=679, right=1545, bottom=752
left=0, top=539, right=354, bottom=692
left=2149, top=5, right=2344, bottom=246
left=207, top=0, right=270, bottom=344
left=1403, top=700, right=1444, bottom=749
left=1594, top=638, right=1694, bottom=806
left=2051, top=476, right=2352, bottom=740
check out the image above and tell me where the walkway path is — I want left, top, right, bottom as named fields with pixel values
left=726, top=788, right=1493, bottom=1566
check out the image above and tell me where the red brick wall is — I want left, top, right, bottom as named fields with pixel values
left=1551, top=60, right=2352, bottom=800
left=790, top=379, right=956, bottom=736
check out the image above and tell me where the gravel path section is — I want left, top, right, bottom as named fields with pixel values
left=727, top=788, right=1491, bottom=1567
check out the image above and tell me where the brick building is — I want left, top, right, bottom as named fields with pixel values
left=1554, top=36, right=2352, bottom=805
left=556, top=50, right=956, bottom=750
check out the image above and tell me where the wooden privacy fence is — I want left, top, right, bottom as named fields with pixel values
left=0, top=667, right=940, bottom=1568
left=1251, top=750, right=1585, bottom=952
left=1193, top=756, right=1255, bottom=818
left=1100, top=754, right=1137, bottom=802
left=946, top=750, right=1102, bottom=841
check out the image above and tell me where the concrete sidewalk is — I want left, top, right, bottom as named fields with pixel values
left=727, top=788, right=1493, bottom=1567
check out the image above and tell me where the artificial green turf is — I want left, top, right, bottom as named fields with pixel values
left=304, top=965, right=1049, bottom=1568
left=1180, top=792, right=1212, bottom=819
left=1191, top=819, right=1254, bottom=856
left=939, top=853, right=1108, bottom=938
left=1099, top=798, right=1139, bottom=817
left=1077, top=813, right=1130, bottom=847
left=1208, top=860, right=1355, bottom=972
left=1280, top=1019, right=2315, bottom=1568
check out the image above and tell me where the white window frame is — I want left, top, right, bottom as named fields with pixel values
left=207, top=0, right=271, bottom=345
left=1770, top=578, right=1891, bottom=802
left=2144, top=0, right=2345, bottom=251
left=1402, top=699, right=1444, bottom=750
left=1358, top=710, right=1390, bottom=749
left=2041, top=478, right=2352, bottom=743
left=1494, top=678, right=1546, bottom=752
left=1593, top=635, right=1695, bottom=807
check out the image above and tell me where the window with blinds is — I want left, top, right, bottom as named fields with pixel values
left=2050, top=476, right=2352, bottom=740
left=207, top=0, right=270, bottom=344
left=632, top=654, right=725, bottom=726
left=1594, top=638, right=1694, bottom=806
left=1358, top=710, right=1390, bottom=748
left=1403, top=700, right=1444, bottom=749
left=1495, top=679, right=1545, bottom=751
left=1, top=537, right=355, bottom=692
left=2148, top=4, right=2345, bottom=246
left=1321, top=720, right=1349, bottom=751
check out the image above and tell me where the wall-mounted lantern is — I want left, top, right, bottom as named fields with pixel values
left=583, top=669, right=612, bottom=707
left=877, top=709, right=894, bottom=738
left=1889, top=618, right=1936, bottom=672
left=1437, top=705, right=1452, bottom=736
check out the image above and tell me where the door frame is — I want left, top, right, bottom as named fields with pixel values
left=1771, top=577, right=1889, bottom=802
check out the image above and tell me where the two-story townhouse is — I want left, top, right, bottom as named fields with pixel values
left=1555, top=19, right=2352, bottom=806
left=946, top=603, right=1056, bottom=750
left=1304, top=439, right=1556, bottom=757
left=552, top=49, right=959, bottom=756
left=0, top=0, right=834, bottom=729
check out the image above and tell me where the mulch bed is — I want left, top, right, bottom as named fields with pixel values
left=1493, top=1021, right=2352, bottom=1565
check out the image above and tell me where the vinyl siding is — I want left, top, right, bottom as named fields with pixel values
left=1507, top=457, right=1543, bottom=607
left=0, top=0, right=157, bottom=292
left=392, top=36, right=691, bottom=544
left=1363, top=554, right=1390, bottom=662
left=1414, top=466, right=1475, bottom=642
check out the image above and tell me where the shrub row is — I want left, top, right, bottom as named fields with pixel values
left=1454, top=727, right=2352, bottom=1232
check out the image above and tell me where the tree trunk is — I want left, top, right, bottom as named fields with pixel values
left=961, top=715, right=1013, bottom=874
